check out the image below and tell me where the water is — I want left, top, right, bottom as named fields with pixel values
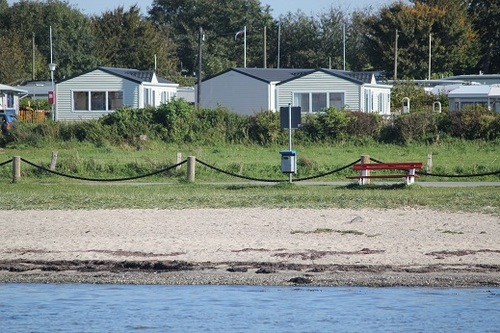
left=0, top=284, right=499, bottom=333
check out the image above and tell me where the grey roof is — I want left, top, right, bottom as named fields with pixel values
left=203, top=67, right=381, bottom=86
left=209, top=68, right=314, bottom=83
left=57, top=67, right=177, bottom=85
left=0, top=84, right=28, bottom=95
left=17, top=81, right=53, bottom=97
left=321, top=69, right=374, bottom=84
left=99, top=67, right=176, bottom=84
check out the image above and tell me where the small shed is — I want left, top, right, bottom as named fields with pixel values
left=55, top=67, right=178, bottom=121
left=448, top=85, right=500, bottom=112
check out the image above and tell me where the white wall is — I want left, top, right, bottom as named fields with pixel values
left=277, top=71, right=361, bottom=111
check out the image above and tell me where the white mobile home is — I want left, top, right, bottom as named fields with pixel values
left=277, top=69, right=392, bottom=115
left=199, top=68, right=391, bottom=115
left=0, top=84, right=28, bottom=114
left=448, top=85, right=500, bottom=112
left=55, top=67, right=178, bottom=121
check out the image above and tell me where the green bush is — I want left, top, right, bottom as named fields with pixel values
left=3, top=100, right=499, bottom=149
left=247, top=110, right=285, bottom=145
left=152, top=99, right=195, bottom=142
left=442, top=108, right=500, bottom=140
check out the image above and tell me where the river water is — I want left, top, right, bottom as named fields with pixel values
left=1, top=284, right=499, bottom=332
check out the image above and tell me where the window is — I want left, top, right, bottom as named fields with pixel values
left=72, top=90, right=123, bottom=112
left=73, top=91, right=89, bottom=111
left=329, top=93, right=343, bottom=110
left=144, top=88, right=151, bottom=106
left=294, top=93, right=310, bottom=112
left=91, top=92, right=106, bottom=111
left=108, top=91, right=123, bottom=110
left=6, top=93, right=14, bottom=108
left=293, top=92, right=344, bottom=112
left=312, top=93, right=327, bottom=111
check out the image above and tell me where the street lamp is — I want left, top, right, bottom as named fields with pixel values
left=49, top=62, right=56, bottom=121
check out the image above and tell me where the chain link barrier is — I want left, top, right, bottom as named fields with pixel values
left=196, top=158, right=362, bottom=183
left=368, top=157, right=500, bottom=178
left=1, top=157, right=499, bottom=182
left=19, top=158, right=187, bottom=182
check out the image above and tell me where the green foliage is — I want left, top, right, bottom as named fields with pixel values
left=363, top=1, right=479, bottom=79
left=3, top=100, right=500, bottom=149
left=1, top=0, right=98, bottom=80
left=469, top=0, right=500, bottom=73
left=387, top=111, right=442, bottom=144
left=190, top=106, right=249, bottom=144
left=247, top=110, right=284, bottom=145
left=301, top=108, right=351, bottom=142
left=149, top=0, right=275, bottom=76
left=346, top=112, right=384, bottom=138
left=442, top=108, right=500, bottom=140
left=152, top=99, right=195, bottom=142
left=91, top=5, right=177, bottom=76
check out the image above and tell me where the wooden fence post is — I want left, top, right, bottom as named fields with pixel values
left=176, top=152, right=182, bottom=172
left=361, top=154, right=370, bottom=185
left=187, top=156, right=196, bottom=182
left=12, top=156, right=21, bottom=183
left=427, top=153, right=433, bottom=173
left=50, top=151, right=58, bottom=170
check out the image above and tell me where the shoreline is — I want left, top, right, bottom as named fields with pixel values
left=1, top=208, right=499, bottom=287
left=1, top=260, right=499, bottom=287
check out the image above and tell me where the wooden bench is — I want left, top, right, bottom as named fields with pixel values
left=347, top=162, right=424, bottom=185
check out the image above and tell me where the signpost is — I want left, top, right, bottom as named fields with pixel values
left=279, top=104, right=301, bottom=183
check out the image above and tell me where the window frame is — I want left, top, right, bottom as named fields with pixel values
left=293, top=91, right=345, bottom=113
left=72, top=90, right=123, bottom=112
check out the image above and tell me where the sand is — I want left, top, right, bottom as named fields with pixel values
left=0, top=208, right=499, bottom=287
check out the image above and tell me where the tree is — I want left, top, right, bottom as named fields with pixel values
left=363, top=1, right=479, bottom=79
left=468, top=0, right=500, bottom=73
left=91, top=5, right=178, bottom=77
left=1, top=0, right=98, bottom=80
left=148, top=0, right=274, bottom=76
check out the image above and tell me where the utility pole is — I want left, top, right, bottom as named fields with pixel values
left=32, top=33, right=36, bottom=81
left=197, top=27, right=203, bottom=110
left=263, top=26, right=267, bottom=68
left=243, top=25, right=247, bottom=68
left=277, top=23, right=281, bottom=69
left=394, top=29, right=399, bottom=80
left=343, top=23, right=346, bottom=71
left=428, top=33, right=432, bottom=80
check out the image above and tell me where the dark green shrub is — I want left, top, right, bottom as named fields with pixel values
left=152, top=99, right=195, bottom=142
left=384, top=111, right=442, bottom=143
left=247, top=110, right=284, bottom=145
left=99, top=106, right=155, bottom=144
left=190, top=106, right=249, bottom=144
left=346, top=111, right=383, bottom=138
left=442, top=108, right=499, bottom=140
left=309, top=108, right=351, bottom=142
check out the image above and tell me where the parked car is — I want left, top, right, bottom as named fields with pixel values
left=1, top=112, right=17, bottom=135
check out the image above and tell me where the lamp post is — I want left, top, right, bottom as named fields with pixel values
left=49, top=26, right=56, bottom=121
left=49, top=62, right=56, bottom=121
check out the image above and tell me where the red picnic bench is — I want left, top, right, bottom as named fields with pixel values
left=347, top=162, right=424, bottom=185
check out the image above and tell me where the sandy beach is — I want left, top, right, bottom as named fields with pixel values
left=1, top=208, right=499, bottom=287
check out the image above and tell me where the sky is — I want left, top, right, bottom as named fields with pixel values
left=6, top=0, right=409, bottom=17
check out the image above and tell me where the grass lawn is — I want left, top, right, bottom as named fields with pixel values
left=0, top=140, right=498, bottom=214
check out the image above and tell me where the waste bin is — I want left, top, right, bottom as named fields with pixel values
left=280, top=150, right=297, bottom=174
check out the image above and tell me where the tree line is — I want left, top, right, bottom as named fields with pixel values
left=0, top=0, right=498, bottom=86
